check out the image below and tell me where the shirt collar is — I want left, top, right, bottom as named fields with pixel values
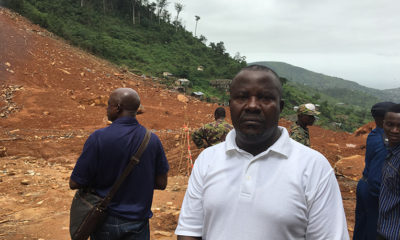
left=111, top=116, right=138, bottom=125
left=225, top=126, right=290, bottom=159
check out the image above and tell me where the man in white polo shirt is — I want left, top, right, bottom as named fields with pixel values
left=175, top=65, right=349, bottom=240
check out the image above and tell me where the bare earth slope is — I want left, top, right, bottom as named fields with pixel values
left=0, top=7, right=368, bottom=239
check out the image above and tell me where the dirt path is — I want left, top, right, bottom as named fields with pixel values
left=0, top=7, right=369, bottom=239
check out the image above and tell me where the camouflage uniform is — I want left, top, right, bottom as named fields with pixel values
left=289, top=122, right=310, bottom=147
left=289, top=103, right=320, bottom=147
left=192, top=119, right=233, bottom=148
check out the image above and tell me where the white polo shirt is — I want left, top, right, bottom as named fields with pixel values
left=175, top=127, right=349, bottom=240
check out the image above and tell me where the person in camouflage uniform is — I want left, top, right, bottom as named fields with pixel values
left=192, top=107, right=233, bottom=148
left=289, top=103, right=320, bottom=147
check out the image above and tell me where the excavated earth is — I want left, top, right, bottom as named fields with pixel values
left=0, top=7, right=372, bottom=239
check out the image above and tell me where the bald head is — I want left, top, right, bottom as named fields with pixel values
left=107, top=88, right=140, bottom=121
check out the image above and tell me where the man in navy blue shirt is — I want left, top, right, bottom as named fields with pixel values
left=353, top=102, right=395, bottom=240
left=378, top=104, right=400, bottom=240
left=69, top=88, right=169, bottom=240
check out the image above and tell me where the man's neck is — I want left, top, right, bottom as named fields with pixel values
left=235, top=128, right=281, bottom=156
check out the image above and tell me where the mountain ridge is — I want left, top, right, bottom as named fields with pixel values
left=252, top=61, right=400, bottom=104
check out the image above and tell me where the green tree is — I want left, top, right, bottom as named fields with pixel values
left=156, top=0, right=168, bottom=24
left=174, top=2, right=183, bottom=31
left=194, top=15, right=200, bottom=36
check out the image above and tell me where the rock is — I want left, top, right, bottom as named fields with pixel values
left=21, top=179, right=30, bottom=185
left=171, top=185, right=180, bottom=192
left=335, top=155, right=364, bottom=179
left=346, top=144, right=356, bottom=148
left=177, top=94, right=189, bottom=103
left=9, top=129, right=20, bottom=133
left=58, top=68, right=71, bottom=74
left=166, top=202, right=173, bottom=206
left=327, top=143, right=339, bottom=148
left=0, top=146, right=7, bottom=157
left=42, top=111, right=50, bottom=115
left=154, top=231, right=173, bottom=237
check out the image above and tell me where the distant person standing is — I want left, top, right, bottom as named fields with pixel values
left=192, top=107, right=233, bottom=148
left=289, top=103, right=319, bottom=147
left=69, top=88, right=169, bottom=240
left=353, top=102, right=395, bottom=240
left=377, top=104, right=400, bottom=240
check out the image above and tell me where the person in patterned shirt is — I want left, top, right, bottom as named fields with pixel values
left=377, top=104, right=400, bottom=240
left=192, top=107, right=233, bottom=148
left=289, top=103, right=320, bottom=147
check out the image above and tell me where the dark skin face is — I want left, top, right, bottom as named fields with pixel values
left=383, top=112, right=400, bottom=147
left=229, top=70, right=284, bottom=156
left=298, top=114, right=315, bottom=128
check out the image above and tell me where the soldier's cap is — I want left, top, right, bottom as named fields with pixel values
left=371, top=102, right=396, bottom=118
left=297, top=103, right=320, bottom=116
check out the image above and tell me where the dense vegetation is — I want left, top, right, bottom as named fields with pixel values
left=4, top=0, right=373, bottom=131
left=4, top=0, right=246, bottom=101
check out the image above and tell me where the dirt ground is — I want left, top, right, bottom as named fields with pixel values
left=0, top=7, right=372, bottom=239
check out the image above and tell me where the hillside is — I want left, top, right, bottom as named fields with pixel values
left=3, top=0, right=246, bottom=101
left=1, top=0, right=378, bottom=132
left=0, top=7, right=376, bottom=239
left=253, top=61, right=400, bottom=105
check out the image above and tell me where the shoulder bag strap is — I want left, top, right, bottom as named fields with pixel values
left=99, top=129, right=152, bottom=209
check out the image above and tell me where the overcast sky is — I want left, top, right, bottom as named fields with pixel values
left=167, top=0, right=400, bottom=90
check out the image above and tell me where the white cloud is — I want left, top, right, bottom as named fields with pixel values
left=167, top=0, right=400, bottom=89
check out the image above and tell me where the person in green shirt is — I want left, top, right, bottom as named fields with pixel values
left=192, top=107, right=233, bottom=148
left=289, top=103, right=320, bottom=147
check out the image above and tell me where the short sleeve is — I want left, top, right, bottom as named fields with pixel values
left=305, top=165, right=349, bottom=239
left=70, top=133, right=99, bottom=186
left=175, top=152, right=206, bottom=237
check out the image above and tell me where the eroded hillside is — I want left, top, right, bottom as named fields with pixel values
left=0, top=7, right=368, bottom=239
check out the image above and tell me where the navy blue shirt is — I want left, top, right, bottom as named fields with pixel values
left=362, top=127, right=388, bottom=197
left=71, top=116, right=169, bottom=220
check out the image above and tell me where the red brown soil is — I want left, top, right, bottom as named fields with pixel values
left=0, top=7, right=369, bottom=239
